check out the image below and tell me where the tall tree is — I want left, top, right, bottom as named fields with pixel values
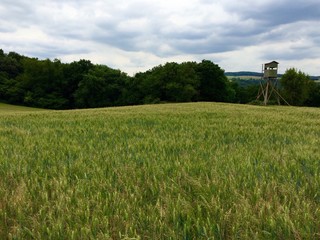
left=0, top=52, right=23, bottom=79
left=63, top=59, right=94, bottom=108
left=196, top=60, right=230, bottom=102
left=74, top=65, right=127, bottom=108
left=17, top=58, right=69, bottom=109
left=164, top=62, right=199, bottom=102
left=305, top=82, right=320, bottom=107
left=280, top=68, right=314, bottom=106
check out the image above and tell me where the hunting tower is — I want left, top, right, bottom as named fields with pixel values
left=257, top=61, right=288, bottom=105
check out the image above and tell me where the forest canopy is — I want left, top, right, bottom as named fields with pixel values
left=0, top=49, right=319, bottom=109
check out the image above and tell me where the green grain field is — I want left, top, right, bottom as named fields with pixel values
left=0, top=103, right=45, bottom=112
left=0, top=102, right=319, bottom=239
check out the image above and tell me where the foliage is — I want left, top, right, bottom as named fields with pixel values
left=228, top=81, right=260, bottom=104
left=74, top=65, right=127, bottom=108
left=0, top=49, right=236, bottom=109
left=135, top=62, right=200, bottom=104
left=280, top=68, right=314, bottom=106
left=63, top=59, right=94, bottom=108
left=0, top=49, right=319, bottom=109
left=196, top=60, right=229, bottom=102
left=0, top=102, right=319, bottom=239
left=305, top=83, right=320, bottom=107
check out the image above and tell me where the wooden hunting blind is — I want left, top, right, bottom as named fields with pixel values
left=264, top=61, right=278, bottom=78
left=257, top=61, right=289, bottom=105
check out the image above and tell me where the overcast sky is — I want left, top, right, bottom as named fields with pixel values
left=1, top=0, right=319, bottom=75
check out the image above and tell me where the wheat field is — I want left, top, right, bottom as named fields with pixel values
left=0, top=102, right=319, bottom=239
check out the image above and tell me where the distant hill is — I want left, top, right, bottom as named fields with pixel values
left=224, top=72, right=261, bottom=87
left=225, top=71, right=262, bottom=77
left=310, top=76, right=320, bottom=81
left=225, top=71, right=319, bottom=81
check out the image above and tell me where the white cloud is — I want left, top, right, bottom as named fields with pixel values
left=0, top=0, right=319, bottom=75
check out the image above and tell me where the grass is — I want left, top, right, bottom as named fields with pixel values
left=0, top=102, right=319, bottom=239
left=0, top=102, right=45, bottom=112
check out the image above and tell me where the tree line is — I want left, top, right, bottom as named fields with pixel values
left=0, top=49, right=319, bottom=109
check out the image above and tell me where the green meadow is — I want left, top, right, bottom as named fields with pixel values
left=0, top=102, right=319, bottom=239
left=0, top=103, right=45, bottom=112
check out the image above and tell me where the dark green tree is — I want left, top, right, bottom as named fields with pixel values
left=74, top=65, right=127, bottom=108
left=231, top=82, right=260, bottom=104
left=17, top=58, right=69, bottom=109
left=280, top=68, right=314, bottom=106
left=138, top=66, right=164, bottom=104
left=305, top=82, right=320, bottom=107
left=0, top=52, right=23, bottom=79
left=134, top=62, right=200, bottom=104
left=196, top=60, right=230, bottom=102
left=164, top=62, right=199, bottom=102
left=0, top=51, right=25, bottom=103
left=119, top=75, right=144, bottom=106
left=63, top=59, right=94, bottom=108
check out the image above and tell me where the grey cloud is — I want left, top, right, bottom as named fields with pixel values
left=234, top=0, right=320, bottom=28
left=263, top=48, right=319, bottom=61
left=0, top=1, right=38, bottom=27
left=168, top=33, right=255, bottom=55
left=1, top=0, right=319, bottom=75
left=23, top=43, right=91, bottom=60
left=219, top=0, right=320, bottom=53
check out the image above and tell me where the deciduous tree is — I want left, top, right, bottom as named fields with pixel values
left=280, top=68, right=314, bottom=106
